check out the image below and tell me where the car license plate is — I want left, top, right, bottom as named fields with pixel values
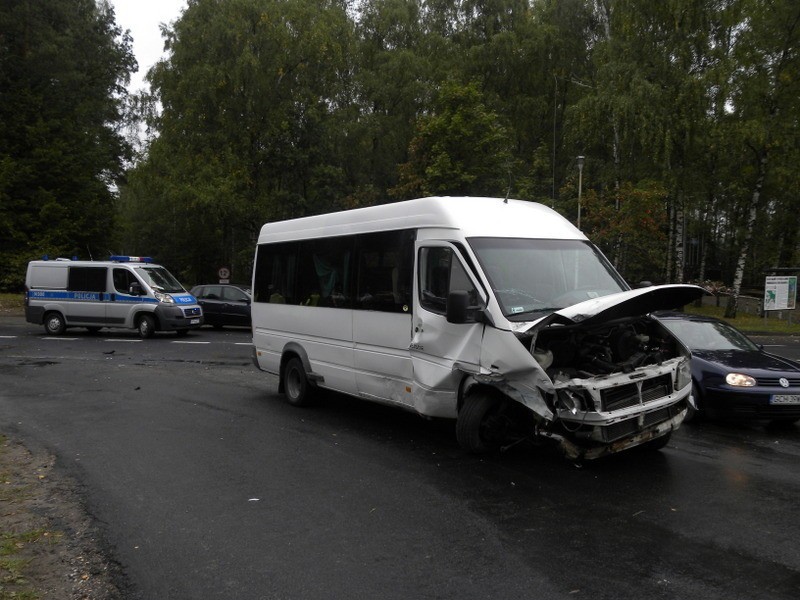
left=770, top=394, right=800, bottom=405
left=190, top=318, right=200, bottom=325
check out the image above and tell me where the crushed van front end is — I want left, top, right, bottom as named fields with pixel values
left=545, top=355, right=692, bottom=460
left=464, top=285, right=703, bottom=460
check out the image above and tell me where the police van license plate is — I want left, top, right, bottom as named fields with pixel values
left=770, top=394, right=800, bottom=405
left=190, top=318, right=200, bottom=325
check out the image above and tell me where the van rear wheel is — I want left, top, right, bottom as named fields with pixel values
left=137, top=314, right=155, bottom=339
left=457, top=391, right=510, bottom=454
left=43, top=312, right=66, bottom=336
left=283, top=357, right=314, bottom=407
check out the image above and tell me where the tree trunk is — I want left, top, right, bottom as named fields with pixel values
left=725, top=150, right=767, bottom=318
left=674, top=191, right=685, bottom=283
left=666, top=201, right=675, bottom=282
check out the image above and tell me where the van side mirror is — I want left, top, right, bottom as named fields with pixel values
left=446, top=290, right=470, bottom=324
left=129, top=282, right=143, bottom=296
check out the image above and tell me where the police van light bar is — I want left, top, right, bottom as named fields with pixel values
left=110, top=255, right=154, bottom=263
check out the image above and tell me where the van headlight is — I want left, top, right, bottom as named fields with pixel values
left=675, top=358, right=692, bottom=390
left=725, top=373, right=756, bottom=387
left=154, top=292, right=175, bottom=304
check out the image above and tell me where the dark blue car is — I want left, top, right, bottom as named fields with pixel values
left=654, top=312, right=800, bottom=423
left=190, top=284, right=251, bottom=329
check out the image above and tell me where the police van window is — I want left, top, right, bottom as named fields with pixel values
left=419, top=247, right=478, bottom=315
left=113, top=269, right=138, bottom=294
left=68, top=267, right=107, bottom=293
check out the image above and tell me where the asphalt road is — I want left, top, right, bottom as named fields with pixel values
left=1, top=316, right=799, bottom=600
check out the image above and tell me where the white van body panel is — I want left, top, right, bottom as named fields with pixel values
left=251, top=197, right=704, bottom=459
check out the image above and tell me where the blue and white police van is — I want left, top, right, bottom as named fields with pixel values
left=24, top=256, right=203, bottom=338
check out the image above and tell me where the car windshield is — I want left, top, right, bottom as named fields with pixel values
left=135, top=266, right=185, bottom=293
left=468, top=238, right=628, bottom=319
left=659, top=319, right=760, bottom=352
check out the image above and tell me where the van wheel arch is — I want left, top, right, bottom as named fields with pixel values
left=43, top=311, right=66, bottom=335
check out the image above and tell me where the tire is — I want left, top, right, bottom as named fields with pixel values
left=137, top=314, right=155, bottom=339
left=283, top=357, right=314, bottom=407
left=43, top=312, right=66, bottom=336
left=456, top=391, right=510, bottom=454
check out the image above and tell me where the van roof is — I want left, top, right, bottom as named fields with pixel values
left=257, top=196, right=585, bottom=244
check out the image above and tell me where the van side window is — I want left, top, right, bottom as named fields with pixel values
left=356, top=230, right=414, bottom=313
left=296, top=237, right=352, bottom=308
left=68, top=267, right=107, bottom=293
left=419, top=247, right=478, bottom=316
left=113, top=268, right=138, bottom=294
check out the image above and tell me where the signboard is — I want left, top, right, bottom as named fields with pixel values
left=218, top=266, right=230, bottom=284
left=764, top=276, right=797, bottom=311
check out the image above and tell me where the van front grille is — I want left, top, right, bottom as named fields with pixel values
left=600, top=374, right=672, bottom=412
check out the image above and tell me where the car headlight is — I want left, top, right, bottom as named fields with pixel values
left=675, top=358, right=692, bottom=390
left=726, top=373, right=756, bottom=387
left=154, top=292, right=175, bottom=304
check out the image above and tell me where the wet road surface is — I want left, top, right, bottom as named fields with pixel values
left=1, top=317, right=799, bottom=599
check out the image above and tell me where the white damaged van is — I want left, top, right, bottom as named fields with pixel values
left=250, top=197, right=703, bottom=460
left=25, top=255, right=203, bottom=338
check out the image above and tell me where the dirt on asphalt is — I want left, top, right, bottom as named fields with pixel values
left=0, top=435, right=124, bottom=599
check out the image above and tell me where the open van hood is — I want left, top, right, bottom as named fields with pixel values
left=523, top=284, right=706, bottom=332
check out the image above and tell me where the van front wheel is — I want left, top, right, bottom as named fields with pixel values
left=457, top=391, right=510, bottom=454
left=43, top=312, right=66, bottom=336
left=283, top=357, right=313, bottom=407
left=137, top=314, right=155, bottom=339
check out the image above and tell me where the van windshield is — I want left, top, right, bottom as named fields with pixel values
left=135, top=266, right=186, bottom=294
left=468, top=238, right=628, bottom=320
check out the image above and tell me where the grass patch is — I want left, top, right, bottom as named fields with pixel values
left=0, top=436, right=59, bottom=600
left=684, top=303, right=800, bottom=335
left=0, top=293, right=23, bottom=314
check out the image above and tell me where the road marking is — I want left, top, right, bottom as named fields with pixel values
left=172, top=341, right=210, bottom=344
left=0, top=335, right=17, bottom=339
left=234, top=343, right=252, bottom=346
left=104, top=339, right=141, bottom=343
left=43, top=337, right=80, bottom=341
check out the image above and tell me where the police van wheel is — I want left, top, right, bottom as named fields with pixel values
left=284, top=357, right=313, bottom=407
left=137, top=314, right=155, bottom=339
left=43, top=312, right=66, bottom=336
left=457, top=391, right=510, bottom=454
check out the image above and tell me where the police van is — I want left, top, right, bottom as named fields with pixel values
left=24, top=256, right=203, bottom=338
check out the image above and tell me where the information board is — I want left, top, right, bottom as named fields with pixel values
left=764, top=276, right=797, bottom=311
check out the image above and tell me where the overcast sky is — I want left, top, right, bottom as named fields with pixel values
left=110, top=0, right=187, bottom=93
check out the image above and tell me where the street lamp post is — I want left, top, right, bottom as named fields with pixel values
left=576, top=155, right=585, bottom=230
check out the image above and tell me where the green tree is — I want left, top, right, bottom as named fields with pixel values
left=124, top=0, right=355, bottom=283
left=0, top=0, right=135, bottom=290
left=391, top=81, right=514, bottom=198
left=723, top=0, right=800, bottom=317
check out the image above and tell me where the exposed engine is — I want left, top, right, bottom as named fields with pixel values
left=525, top=316, right=679, bottom=381
left=505, top=315, right=690, bottom=460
